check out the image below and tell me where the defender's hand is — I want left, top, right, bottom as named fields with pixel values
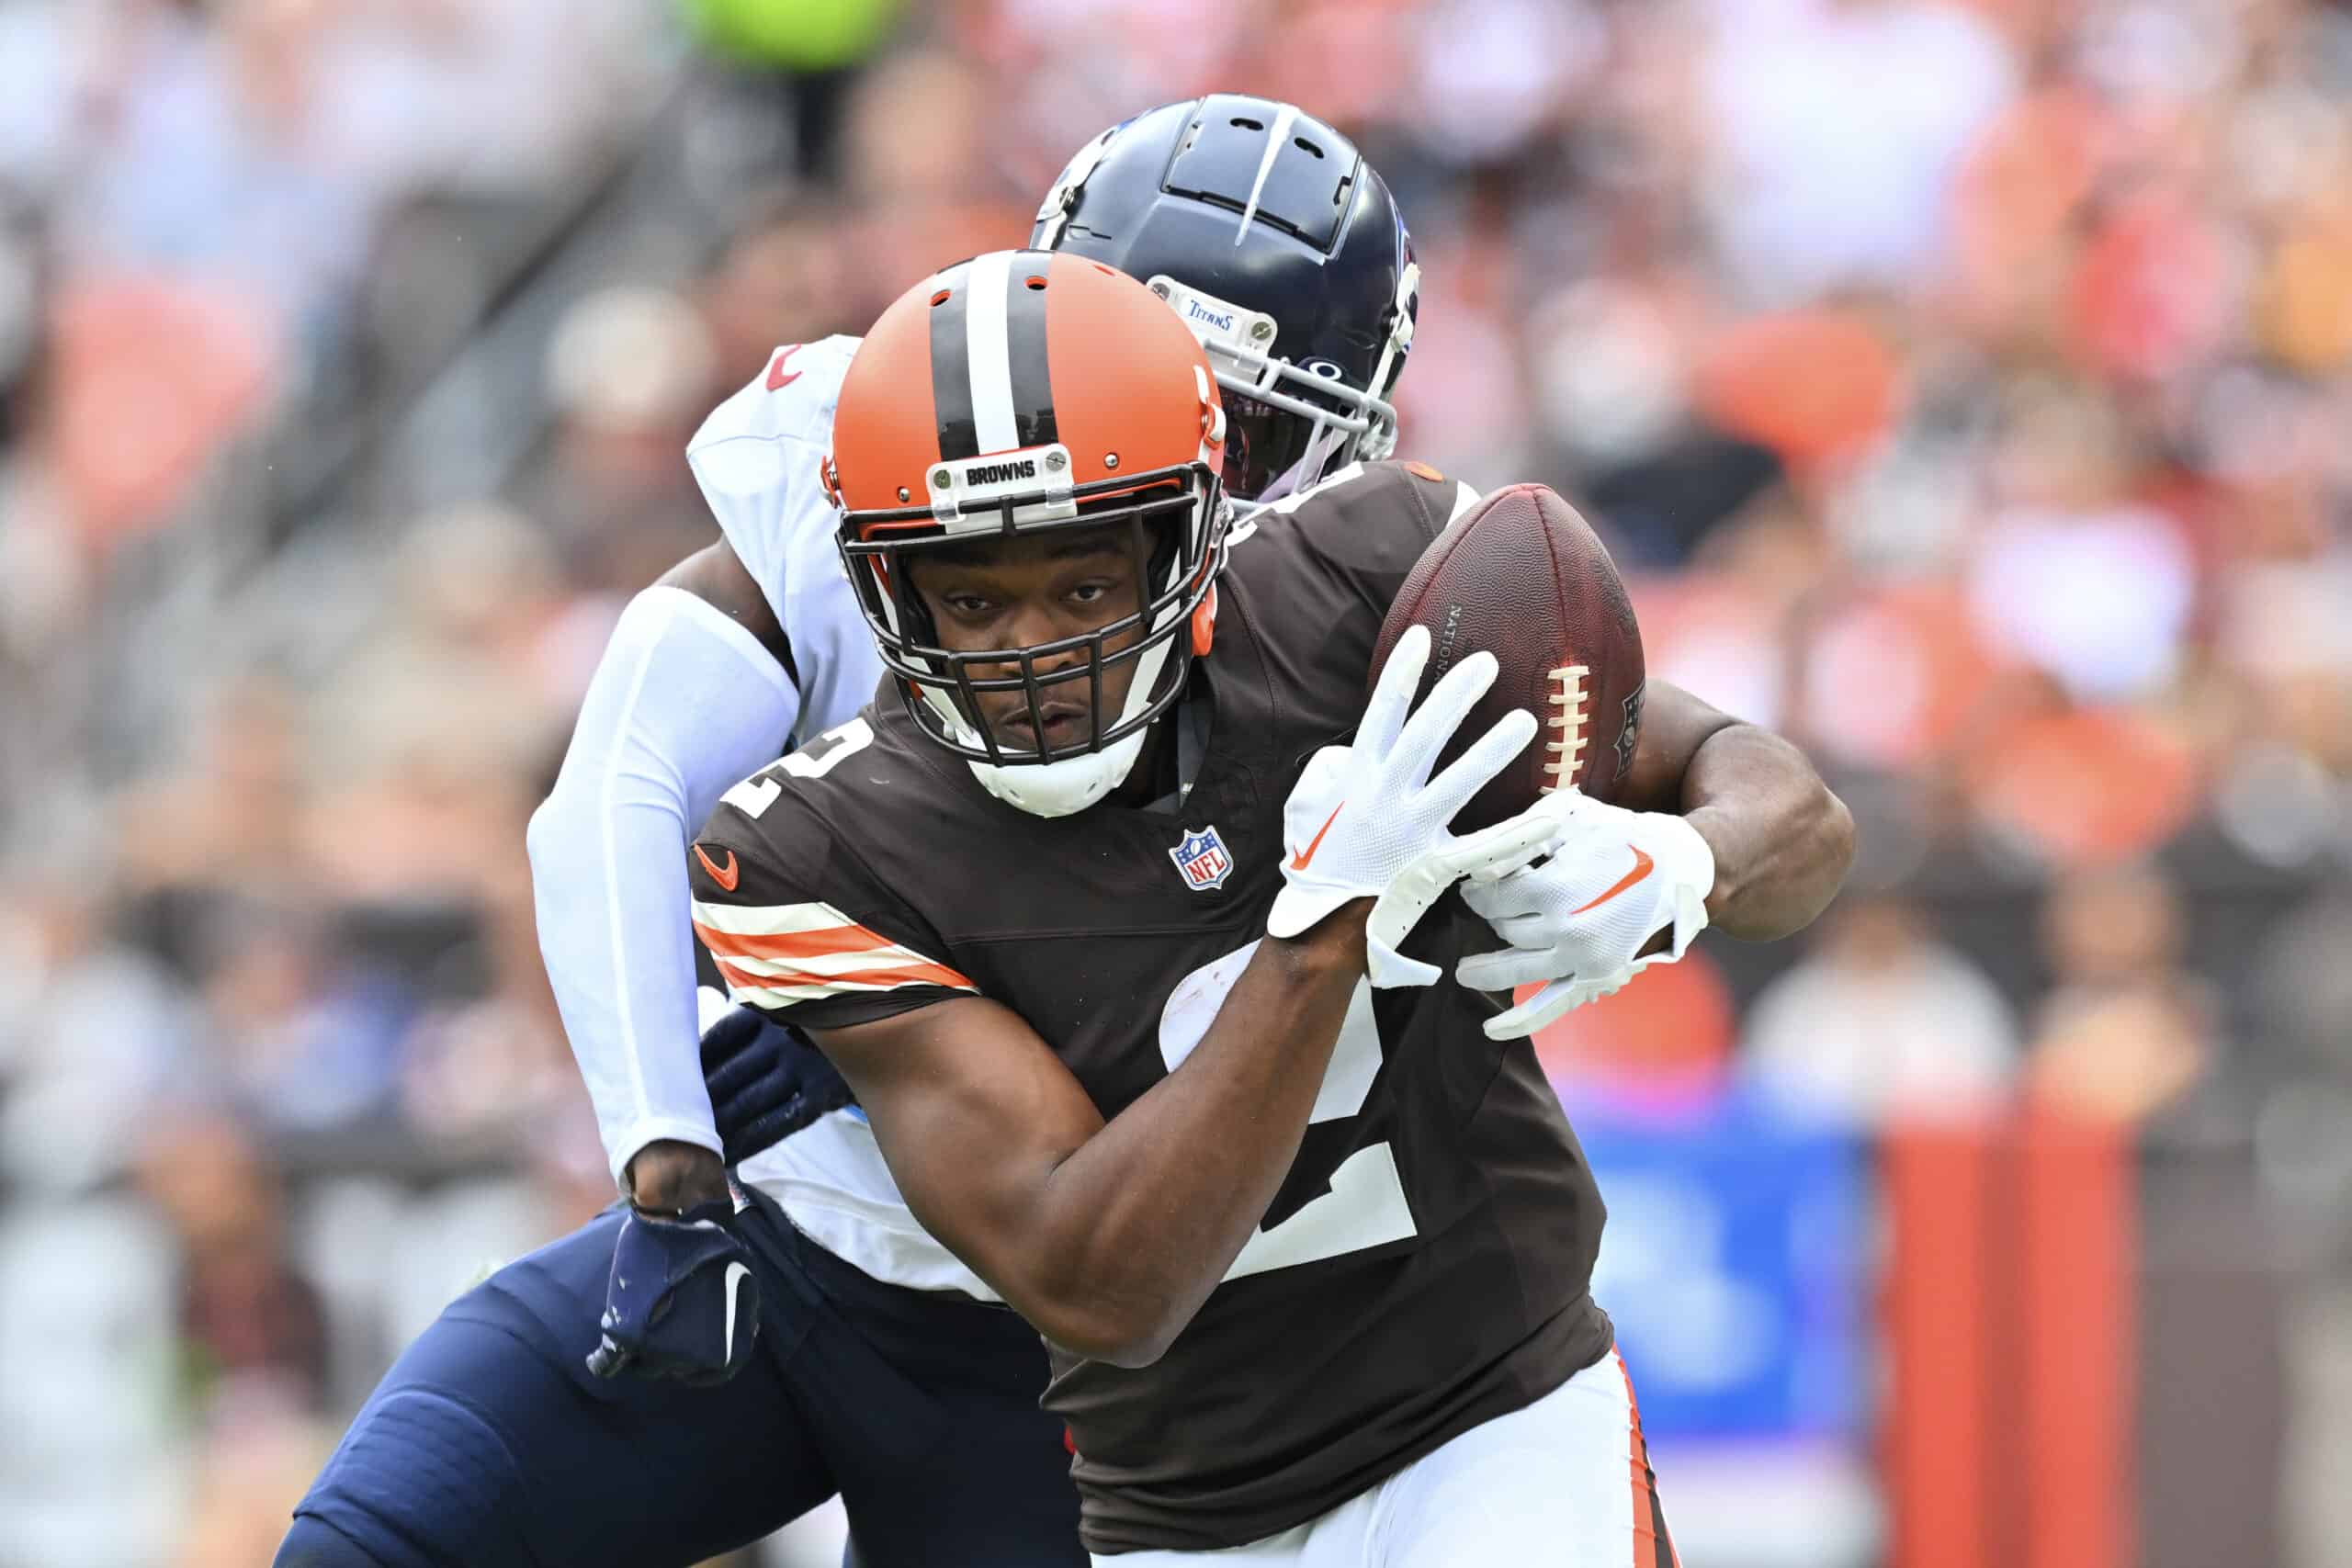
left=1457, top=789, right=1714, bottom=1038
left=1268, top=626, right=1563, bottom=987
left=584, top=1194, right=761, bottom=1385
left=699, top=992, right=857, bottom=1167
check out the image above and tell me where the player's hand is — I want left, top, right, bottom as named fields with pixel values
left=699, top=989, right=858, bottom=1167
left=585, top=1191, right=762, bottom=1385
left=1268, top=625, right=1564, bottom=987
left=1456, top=790, right=1714, bottom=1038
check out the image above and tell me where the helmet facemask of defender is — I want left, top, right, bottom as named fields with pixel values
left=827, top=251, right=1229, bottom=819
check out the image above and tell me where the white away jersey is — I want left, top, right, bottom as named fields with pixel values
left=685, top=336, right=884, bottom=747
left=684, top=338, right=993, bottom=1298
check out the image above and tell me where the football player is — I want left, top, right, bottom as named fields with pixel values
left=684, top=250, right=1852, bottom=1564
left=277, top=100, right=1851, bottom=1568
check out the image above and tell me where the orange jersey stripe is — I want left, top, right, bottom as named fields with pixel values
left=714, top=956, right=975, bottom=995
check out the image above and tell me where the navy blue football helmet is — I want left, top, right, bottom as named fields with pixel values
left=1033, top=96, right=1418, bottom=502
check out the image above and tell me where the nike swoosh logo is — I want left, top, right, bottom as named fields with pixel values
left=694, top=843, right=741, bottom=892
left=765, top=344, right=804, bottom=390
left=1571, top=845, right=1655, bottom=915
left=1289, top=801, right=1345, bottom=871
left=721, top=1262, right=750, bottom=1363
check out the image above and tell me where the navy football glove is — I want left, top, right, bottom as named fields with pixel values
left=584, top=1194, right=761, bottom=1385
left=700, top=998, right=857, bottom=1166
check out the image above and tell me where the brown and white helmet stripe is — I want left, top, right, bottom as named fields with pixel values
left=925, top=249, right=1062, bottom=460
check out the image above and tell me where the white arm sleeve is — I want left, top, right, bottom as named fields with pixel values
left=526, top=585, right=801, bottom=1183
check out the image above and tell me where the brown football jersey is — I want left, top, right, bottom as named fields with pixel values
left=688, top=460, right=1615, bottom=1554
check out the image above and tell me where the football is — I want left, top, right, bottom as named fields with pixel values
left=1374, top=483, right=1646, bottom=831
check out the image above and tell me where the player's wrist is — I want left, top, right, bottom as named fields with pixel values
left=1268, top=898, right=1373, bottom=973
left=624, top=1140, right=729, bottom=1212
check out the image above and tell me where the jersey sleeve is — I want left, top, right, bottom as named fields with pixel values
left=685, top=756, right=976, bottom=1033
left=684, top=335, right=860, bottom=625
left=527, top=586, right=802, bottom=1183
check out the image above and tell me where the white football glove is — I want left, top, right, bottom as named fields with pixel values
left=1267, top=625, right=1564, bottom=987
left=1456, top=789, right=1716, bottom=1037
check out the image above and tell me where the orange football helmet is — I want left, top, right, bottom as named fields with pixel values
left=827, top=249, right=1228, bottom=813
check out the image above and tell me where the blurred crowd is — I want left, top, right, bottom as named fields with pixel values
left=1, top=0, right=2349, bottom=1562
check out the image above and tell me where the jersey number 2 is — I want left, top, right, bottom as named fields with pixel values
left=719, top=717, right=876, bottom=818
left=1158, top=941, right=1416, bottom=1280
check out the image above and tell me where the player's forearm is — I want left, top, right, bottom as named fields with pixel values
left=1679, top=723, right=1854, bottom=941
left=1023, top=912, right=1370, bottom=1366
left=529, top=585, right=800, bottom=1182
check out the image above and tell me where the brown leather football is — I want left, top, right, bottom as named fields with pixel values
left=1373, top=483, right=1646, bottom=831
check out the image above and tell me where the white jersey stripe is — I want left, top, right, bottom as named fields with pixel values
left=965, top=250, right=1019, bottom=453
left=689, top=898, right=861, bottom=938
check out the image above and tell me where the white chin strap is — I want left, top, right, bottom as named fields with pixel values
left=961, top=632, right=1174, bottom=818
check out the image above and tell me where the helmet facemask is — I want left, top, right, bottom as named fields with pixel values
left=1144, top=271, right=1413, bottom=503
left=838, top=457, right=1228, bottom=815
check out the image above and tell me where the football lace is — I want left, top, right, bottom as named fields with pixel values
left=1543, top=663, right=1589, bottom=789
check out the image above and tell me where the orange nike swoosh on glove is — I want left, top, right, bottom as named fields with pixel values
left=1569, top=845, right=1654, bottom=915
left=1290, top=802, right=1346, bottom=871
left=694, top=843, right=741, bottom=892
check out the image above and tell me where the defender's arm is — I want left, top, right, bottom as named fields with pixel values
left=526, top=538, right=800, bottom=1195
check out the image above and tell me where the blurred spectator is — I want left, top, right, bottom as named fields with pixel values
left=0, top=858, right=200, bottom=1191
left=2026, top=861, right=2216, bottom=1124
left=520, top=290, right=719, bottom=595
left=1742, top=895, right=2018, bottom=1127
left=137, top=1115, right=329, bottom=1414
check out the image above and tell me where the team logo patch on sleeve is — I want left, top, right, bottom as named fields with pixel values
left=1169, top=825, right=1235, bottom=892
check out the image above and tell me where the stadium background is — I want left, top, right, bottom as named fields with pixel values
left=2, top=0, right=2349, bottom=1562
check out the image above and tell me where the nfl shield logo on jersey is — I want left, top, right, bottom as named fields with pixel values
left=1168, top=825, right=1234, bottom=892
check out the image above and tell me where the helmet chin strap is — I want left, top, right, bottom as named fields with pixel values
left=962, top=633, right=1173, bottom=817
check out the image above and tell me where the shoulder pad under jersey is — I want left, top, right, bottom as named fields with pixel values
left=685, top=335, right=862, bottom=631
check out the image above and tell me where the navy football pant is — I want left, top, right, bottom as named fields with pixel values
left=277, top=1194, right=1081, bottom=1567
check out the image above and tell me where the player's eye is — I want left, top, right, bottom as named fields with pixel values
left=941, top=592, right=996, bottom=616
left=1067, top=581, right=1114, bottom=605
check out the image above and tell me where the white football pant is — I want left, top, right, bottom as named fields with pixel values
left=1097, top=1349, right=1677, bottom=1568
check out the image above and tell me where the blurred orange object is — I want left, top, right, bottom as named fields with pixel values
left=1691, top=309, right=1901, bottom=469
left=1966, top=704, right=2199, bottom=866
left=1522, top=945, right=1736, bottom=1101
left=1883, top=1111, right=2135, bottom=1568
left=1948, top=88, right=2105, bottom=336
left=1802, top=581, right=2008, bottom=773
left=2256, top=210, right=2352, bottom=372
left=46, top=277, right=276, bottom=549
